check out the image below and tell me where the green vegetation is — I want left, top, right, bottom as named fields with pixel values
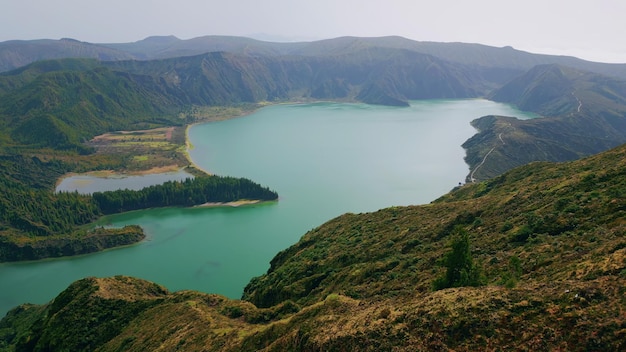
left=432, top=226, right=483, bottom=290
left=2, top=35, right=626, bottom=350
left=0, top=61, right=186, bottom=152
left=0, top=226, right=145, bottom=262
left=0, top=58, right=281, bottom=262
left=465, top=64, right=626, bottom=181
left=2, top=142, right=625, bottom=350
left=0, top=172, right=277, bottom=262
left=0, top=155, right=97, bottom=235
left=0, top=139, right=274, bottom=262
left=0, top=156, right=130, bottom=261
left=93, top=176, right=277, bottom=214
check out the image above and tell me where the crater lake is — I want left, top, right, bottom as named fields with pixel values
left=0, top=99, right=537, bottom=317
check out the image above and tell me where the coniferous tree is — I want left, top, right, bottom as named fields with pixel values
left=433, top=226, right=483, bottom=290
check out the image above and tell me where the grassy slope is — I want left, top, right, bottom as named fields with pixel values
left=2, top=142, right=625, bottom=351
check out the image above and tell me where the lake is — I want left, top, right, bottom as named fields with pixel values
left=0, top=99, right=537, bottom=317
left=56, top=169, right=194, bottom=194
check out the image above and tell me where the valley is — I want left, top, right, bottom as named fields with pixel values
left=0, top=35, right=625, bottom=350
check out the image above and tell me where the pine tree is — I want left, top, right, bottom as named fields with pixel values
left=433, top=226, right=483, bottom=290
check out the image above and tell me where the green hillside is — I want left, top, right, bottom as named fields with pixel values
left=106, top=48, right=486, bottom=107
left=2, top=142, right=625, bottom=351
left=464, top=64, right=626, bottom=181
left=0, top=38, right=133, bottom=73
left=0, top=62, right=187, bottom=151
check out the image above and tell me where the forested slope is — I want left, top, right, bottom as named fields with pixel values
left=0, top=173, right=277, bottom=262
left=0, top=60, right=186, bottom=151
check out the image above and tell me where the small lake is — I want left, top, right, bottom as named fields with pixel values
left=56, top=169, right=194, bottom=194
left=0, top=100, right=537, bottom=317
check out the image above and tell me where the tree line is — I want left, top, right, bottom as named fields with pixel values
left=1, top=172, right=277, bottom=238
left=92, top=176, right=278, bottom=214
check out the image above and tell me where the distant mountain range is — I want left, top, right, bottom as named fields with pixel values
left=3, top=35, right=626, bottom=77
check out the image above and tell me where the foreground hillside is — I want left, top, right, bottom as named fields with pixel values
left=2, top=142, right=625, bottom=351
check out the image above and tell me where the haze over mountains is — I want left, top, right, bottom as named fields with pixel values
left=3, top=35, right=626, bottom=76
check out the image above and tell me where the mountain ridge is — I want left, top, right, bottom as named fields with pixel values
left=0, top=48, right=488, bottom=151
left=3, top=35, right=626, bottom=79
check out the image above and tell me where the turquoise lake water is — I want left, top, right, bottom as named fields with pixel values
left=0, top=99, right=537, bottom=317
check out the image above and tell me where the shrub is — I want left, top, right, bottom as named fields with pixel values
left=433, top=226, right=483, bottom=290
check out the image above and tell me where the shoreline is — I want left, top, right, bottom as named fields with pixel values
left=183, top=105, right=266, bottom=176
left=57, top=99, right=347, bottom=187
left=57, top=104, right=269, bottom=186
left=184, top=123, right=212, bottom=176
left=195, top=199, right=262, bottom=208
left=54, top=165, right=188, bottom=189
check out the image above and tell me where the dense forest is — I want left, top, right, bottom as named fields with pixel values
left=2, top=173, right=277, bottom=238
left=0, top=155, right=96, bottom=237
left=92, top=176, right=278, bottom=214
left=0, top=164, right=278, bottom=262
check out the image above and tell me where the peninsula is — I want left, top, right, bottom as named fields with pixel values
left=0, top=105, right=277, bottom=262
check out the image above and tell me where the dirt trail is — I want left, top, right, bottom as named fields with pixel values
left=470, top=133, right=505, bottom=182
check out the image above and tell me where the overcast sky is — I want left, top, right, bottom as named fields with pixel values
left=2, top=0, right=625, bottom=63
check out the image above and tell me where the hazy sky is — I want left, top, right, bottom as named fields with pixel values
left=2, top=0, right=625, bottom=63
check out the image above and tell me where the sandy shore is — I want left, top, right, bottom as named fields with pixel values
left=195, top=200, right=262, bottom=208
left=184, top=124, right=213, bottom=176
left=57, top=104, right=269, bottom=186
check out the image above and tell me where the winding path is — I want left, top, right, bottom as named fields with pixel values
left=572, top=91, right=583, bottom=113
left=471, top=91, right=582, bottom=183
left=469, top=132, right=506, bottom=183
left=469, top=146, right=496, bottom=182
